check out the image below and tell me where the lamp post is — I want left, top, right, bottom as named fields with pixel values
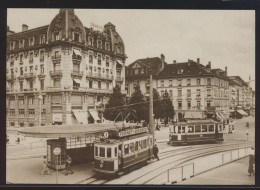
left=38, top=94, right=43, bottom=127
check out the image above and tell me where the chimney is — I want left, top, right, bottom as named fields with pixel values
left=197, top=58, right=200, bottom=64
left=173, top=60, right=176, bottom=64
left=22, top=24, right=28, bottom=32
left=161, top=54, right=165, bottom=70
left=7, top=25, right=10, bottom=31
left=225, top=66, right=227, bottom=74
left=208, top=61, right=211, bottom=69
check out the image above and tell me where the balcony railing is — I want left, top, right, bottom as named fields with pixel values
left=50, top=70, right=62, bottom=77
left=116, top=77, right=124, bottom=83
left=86, top=73, right=113, bottom=81
left=72, top=55, right=82, bottom=61
left=24, top=73, right=36, bottom=79
left=52, top=55, right=61, bottom=60
left=71, top=70, right=83, bottom=77
left=6, top=75, right=16, bottom=81
left=46, top=86, right=113, bottom=94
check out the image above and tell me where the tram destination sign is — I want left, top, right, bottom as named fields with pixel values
left=118, top=127, right=148, bottom=137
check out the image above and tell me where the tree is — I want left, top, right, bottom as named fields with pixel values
left=162, top=90, right=174, bottom=124
left=128, top=85, right=149, bottom=122
left=103, top=85, right=126, bottom=121
left=149, top=88, right=165, bottom=120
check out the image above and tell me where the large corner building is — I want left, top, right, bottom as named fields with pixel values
left=6, top=9, right=127, bottom=127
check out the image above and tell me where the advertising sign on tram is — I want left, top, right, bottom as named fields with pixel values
left=118, top=127, right=148, bottom=137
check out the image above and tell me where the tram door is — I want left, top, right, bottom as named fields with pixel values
left=118, top=144, right=122, bottom=169
left=215, top=124, right=219, bottom=139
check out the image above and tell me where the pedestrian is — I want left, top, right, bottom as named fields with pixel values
left=16, top=133, right=20, bottom=144
left=153, top=144, right=160, bottom=161
left=246, top=122, right=249, bottom=128
left=41, top=156, right=51, bottom=176
left=65, top=155, right=73, bottom=176
left=248, top=146, right=255, bottom=176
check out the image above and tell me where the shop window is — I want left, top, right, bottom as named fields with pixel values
left=95, top=147, right=98, bottom=156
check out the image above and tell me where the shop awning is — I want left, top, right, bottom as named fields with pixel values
left=236, top=109, right=248, bottom=116
left=72, top=109, right=88, bottom=124
left=73, top=79, right=81, bottom=84
left=73, top=49, right=81, bottom=57
left=89, top=109, right=100, bottom=121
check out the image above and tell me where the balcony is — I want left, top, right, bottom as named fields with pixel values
left=6, top=75, right=16, bottom=81
left=86, top=73, right=113, bottom=81
left=6, top=88, right=14, bottom=92
left=24, top=73, right=36, bottom=79
left=23, top=88, right=37, bottom=92
left=38, top=73, right=46, bottom=78
left=116, top=77, right=124, bottom=83
left=46, top=86, right=63, bottom=92
left=52, top=55, right=61, bottom=61
left=17, top=75, right=25, bottom=80
left=71, top=70, right=83, bottom=78
left=19, top=61, right=23, bottom=65
left=50, top=70, right=62, bottom=77
left=72, top=55, right=82, bottom=61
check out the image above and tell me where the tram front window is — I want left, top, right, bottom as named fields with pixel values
left=114, top=147, right=118, bottom=157
left=188, top=126, right=194, bottom=133
left=202, top=125, right=208, bottom=132
left=209, top=125, right=214, bottom=132
left=195, top=125, right=201, bottom=132
left=124, top=144, right=129, bottom=154
left=100, top=147, right=105, bottom=157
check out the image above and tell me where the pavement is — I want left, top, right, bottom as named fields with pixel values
left=177, top=156, right=255, bottom=185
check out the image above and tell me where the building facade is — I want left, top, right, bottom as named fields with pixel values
left=6, top=9, right=127, bottom=128
left=126, top=56, right=230, bottom=121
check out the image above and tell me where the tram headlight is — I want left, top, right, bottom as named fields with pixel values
left=100, top=163, right=103, bottom=168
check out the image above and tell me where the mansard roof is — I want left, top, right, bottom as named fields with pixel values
left=127, top=57, right=164, bottom=73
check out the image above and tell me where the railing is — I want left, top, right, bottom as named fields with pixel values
left=116, top=77, right=124, bottom=83
left=52, top=55, right=61, bottom=60
left=24, top=73, right=36, bottom=79
left=86, top=73, right=113, bottom=80
left=50, top=70, right=62, bottom=76
left=72, top=55, right=82, bottom=61
left=167, top=163, right=195, bottom=184
left=46, top=86, right=113, bottom=94
left=71, top=70, right=83, bottom=77
left=6, top=75, right=16, bottom=80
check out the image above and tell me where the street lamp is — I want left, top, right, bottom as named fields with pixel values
left=38, top=94, right=43, bottom=127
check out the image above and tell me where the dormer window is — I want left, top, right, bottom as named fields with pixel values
left=54, top=32, right=60, bottom=41
left=97, top=40, right=102, bottom=49
left=19, top=39, right=25, bottom=48
left=117, top=46, right=122, bottom=54
left=88, top=37, right=93, bottom=46
left=29, top=37, right=34, bottom=46
left=40, top=34, right=45, bottom=44
left=10, top=41, right=15, bottom=50
left=105, top=42, right=110, bottom=51
left=73, top=32, right=80, bottom=42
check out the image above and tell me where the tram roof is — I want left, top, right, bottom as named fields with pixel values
left=176, top=119, right=221, bottom=125
left=18, top=123, right=126, bottom=138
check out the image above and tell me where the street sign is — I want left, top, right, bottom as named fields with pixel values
left=53, top=147, right=61, bottom=155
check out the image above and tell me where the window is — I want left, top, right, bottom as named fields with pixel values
left=54, top=78, right=61, bottom=87
left=54, top=32, right=60, bottom=40
left=207, top=78, right=211, bottom=85
left=29, top=52, right=33, bottom=62
left=195, top=125, right=201, bottom=132
left=169, top=80, right=173, bottom=87
left=9, top=97, right=15, bottom=105
left=169, top=90, right=173, bottom=98
left=19, top=109, right=25, bottom=116
left=89, top=54, right=93, bottom=63
left=187, top=89, right=191, bottom=97
left=19, top=97, right=24, bottom=105
left=28, top=109, right=35, bottom=117
left=40, top=34, right=45, bottom=44
left=178, top=89, right=182, bottom=97
left=178, top=101, right=182, bottom=109
left=73, top=63, right=80, bottom=73
left=107, top=148, right=111, bottom=158
left=124, top=144, right=129, bottom=155
left=89, top=80, right=93, bottom=88
left=42, top=96, right=45, bottom=105
left=10, top=109, right=15, bottom=116
left=20, top=67, right=23, bottom=76
left=73, top=32, right=80, bottom=42
left=19, top=81, right=23, bottom=91
left=54, top=51, right=60, bottom=59
left=19, top=39, right=24, bottom=48
left=161, top=80, right=164, bottom=87
left=117, top=46, right=122, bottom=54
left=88, top=37, right=93, bottom=46
left=29, top=37, right=34, bottom=46
left=178, top=79, right=182, bottom=86
left=202, top=125, right=208, bottom=132
left=28, top=97, right=34, bottom=105
left=19, top=54, right=23, bottom=63
left=187, top=101, right=191, bottom=109
left=106, top=82, right=109, bottom=90
left=97, top=40, right=102, bottom=49
left=207, top=101, right=211, bottom=107
left=98, top=81, right=101, bottom=89
left=106, top=57, right=109, bottom=67
left=196, top=89, right=201, bottom=97
left=209, top=125, right=214, bottom=132
left=40, top=80, right=44, bottom=90
left=130, top=143, right=134, bottom=153
left=197, top=101, right=201, bottom=109
left=207, top=89, right=211, bottom=97
left=40, top=51, right=44, bottom=61
left=187, top=79, right=191, bottom=86
left=10, top=41, right=15, bottom=50
left=98, top=54, right=102, bottom=65
left=54, top=63, right=60, bottom=71
left=188, top=126, right=194, bottom=133
left=105, top=42, right=110, bottom=51
left=40, top=65, right=44, bottom=74
left=100, top=147, right=105, bottom=157
left=197, top=78, right=200, bottom=85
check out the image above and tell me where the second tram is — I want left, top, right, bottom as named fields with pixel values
left=168, top=119, right=224, bottom=146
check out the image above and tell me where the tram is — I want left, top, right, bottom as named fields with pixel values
left=93, top=124, right=154, bottom=177
left=168, top=119, right=224, bottom=146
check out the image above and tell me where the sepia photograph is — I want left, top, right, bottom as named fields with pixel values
left=6, top=8, right=255, bottom=185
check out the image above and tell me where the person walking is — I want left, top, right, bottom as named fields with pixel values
left=248, top=146, right=255, bottom=176
left=153, top=144, right=160, bottom=161
left=246, top=122, right=250, bottom=128
left=41, top=156, right=51, bottom=176
left=65, top=155, right=73, bottom=176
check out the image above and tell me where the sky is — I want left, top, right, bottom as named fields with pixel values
left=7, top=9, right=255, bottom=89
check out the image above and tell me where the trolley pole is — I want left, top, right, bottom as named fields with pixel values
left=149, top=75, right=154, bottom=137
